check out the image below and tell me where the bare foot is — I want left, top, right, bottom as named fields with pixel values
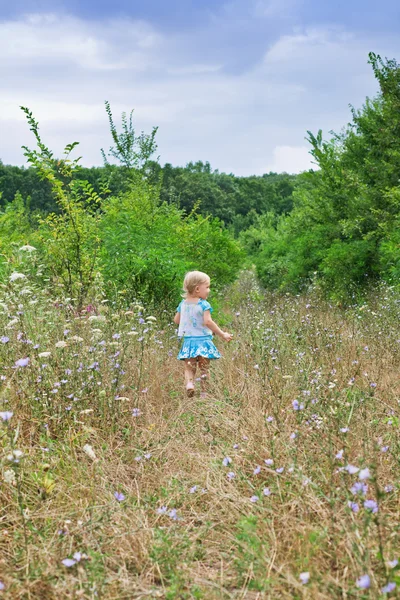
left=186, top=382, right=195, bottom=398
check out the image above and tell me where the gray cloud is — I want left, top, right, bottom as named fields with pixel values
left=1, top=11, right=399, bottom=174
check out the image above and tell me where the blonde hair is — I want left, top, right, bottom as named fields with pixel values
left=182, top=271, right=210, bottom=297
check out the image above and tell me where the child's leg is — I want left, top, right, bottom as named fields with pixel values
left=184, top=358, right=197, bottom=395
left=198, top=357, right=210, bottom=395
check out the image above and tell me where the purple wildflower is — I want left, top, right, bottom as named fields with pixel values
left=263, top=487, right=271, bottom=496
left=381, top=583, right=396, bottom=594
left=364, top=499, right=378, bottom=513
left=356, top=574, right=371, bottom=589
left=253, top=465, right=261, bottom=475
left=222, top=457, right=232, bottom=467
left=348, top=501, right=359, bottom=513
left=299, top=572, right=310, bottom=584
left=15, top=357, right=30, bottom=368
left=1, top=336, right=9, bottom=344
left=132, top=408, right=141, bottom=417
left=0, top=411, right=13, bottom=422
left=359, top=468, right=370, bottom=480
left=250, top=495, right=259, bottom=503
left=114, top=492, right=125, bottom=502
left=227, top=471, right=235, bottom=480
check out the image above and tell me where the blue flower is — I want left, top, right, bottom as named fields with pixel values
left=15, top=357, right=30, bottom=368
left=381, top=582, right=396, bottom=594
left=0, top=411, right=13, bottom=422
left=356, top=574, right=370, bottom=589
left=114, top=492, right=125, bottom=502
left=364, top=499, right=378, bottom=513
left=1, top=336, right=9, bottom=344
left=222, top=457, right=232, bottom=467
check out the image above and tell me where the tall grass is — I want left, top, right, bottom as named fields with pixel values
left=1, top=270, right=399, bottom=599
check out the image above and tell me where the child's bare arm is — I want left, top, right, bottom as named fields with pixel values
left=174, top=312, right=181, bottom=325
left=203, top=311, right=233, bottom=341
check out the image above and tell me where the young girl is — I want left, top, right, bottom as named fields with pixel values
left=174, top=271, right=233, bottom=398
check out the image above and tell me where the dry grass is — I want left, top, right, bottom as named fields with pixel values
left=0, top=272, right=400, bottom=599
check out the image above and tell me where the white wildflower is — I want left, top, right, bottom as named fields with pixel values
left=5, top=318, right=19, bottom=329
left=55, top=341, right=68, bottom=348
left=3, top=469, right=16, bottom=485
left=9, top=272, right=26, bottom=282
left=38, top=352, right=51, bottom=358
left=19, top=245, right=36, bottom=252
left=70, top=336, right=84, bottom=343
left=88, top=315, right=106, bottom=323
left=82, top=444, right=97, bottom=461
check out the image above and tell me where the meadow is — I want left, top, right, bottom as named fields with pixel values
left=1, top=268, right=399, bottom=599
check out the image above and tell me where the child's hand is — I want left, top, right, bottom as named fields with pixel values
left=222, top=332, right=233, bottom=342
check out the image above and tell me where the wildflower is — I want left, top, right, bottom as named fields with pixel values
left=227, top=471, right=235, bottom=480
left=82, top=444, right=97, bottom=461
left=381, top=583, right=396, bottom=594
left=345, top=465, right=359, bottom=475
left=290, top=432, right=297, bottom=439
left=370, top=382, right=377, bottom=388
left=299, top=572, right=310, bottom=584
left=0, top=411, right=13, bottom=422
left=266, top=416, right=273, bottom=422
left=112, top=333, right=121, bottom=340
left=6, top=318, right=19, bottom=329
left=9, top=272, right=26, bottom=282
left=0, top=336, right=9, bottom=344
left=189, top=486, right=198, bottom=494
left=132, top=408, right=141, bottom=417
left=233, top=443, right=239, bottom=449
left=356, top=574, right=371, bottom=589
left=3, top=469, right=16, bottom=485
left=253, top=465, right=261, bottom=475
left=19, top=245, right=36, bottom=252
left=144, top=453, right=152, bottom=460
left=15, top=357, right=30, bottom=368
left=340, top=427, right=349, bottom=433
left=250, top=495, right=259, bottom=502
left=254, top=364, right=259, bottom=370
left=157, top=506, right=167, bottom=515
left=385, top=485, right=394, bottom=493
left=6, top=449, right=24, bottom=463
left=348, top=501, right=359, bottom=512
left=55, top=341, right=67, bottom=348
left=70, top=336, right=83, bottom=343
left=292, top=399, right=303, bottom=410
left=263, top=487, right=271, bottom=496
left=351, top=482, right=368, bottom=496
left=114, top=492, right=125, bottom=502
left=265, top=459, right=274, bottom=466
left=387, top=559, right=398, bottom=569
left=276, top=467, right=284, bottom=473
left=38, top=352, right=51, bottom=358
left=168, top=509, right=178, bottom=520
left=335, top=450, right=344, bottom=460
left=222, top=457, right=232, bottom=466
left=0, top=581, right=4, bottom=590
left=364, top=499, right=378, bottom=513
left=359, top=468, right=370, bottom=480
left=381, top=446, right=389, bottom=452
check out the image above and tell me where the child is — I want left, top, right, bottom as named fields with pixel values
left=174, top=271, right=233, bottom=398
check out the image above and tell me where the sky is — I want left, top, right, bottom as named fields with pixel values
left=1, top=0, right=399, bottom=175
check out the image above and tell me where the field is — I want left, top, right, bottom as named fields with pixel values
left=1, top=271, right=400, bottom=599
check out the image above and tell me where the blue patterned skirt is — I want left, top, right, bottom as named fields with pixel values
left=177, top=335, right=221, bottom=360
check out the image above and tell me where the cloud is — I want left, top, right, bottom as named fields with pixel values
left=1, top=9, right=399, bottom=175
left=265, top=145, right=314, bottom=173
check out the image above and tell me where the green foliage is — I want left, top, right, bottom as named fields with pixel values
left=244, top=53, right=400, bottom=301
left=20, top=107, right=104, bottom=308
left=99, top=179, right=244, bottom=308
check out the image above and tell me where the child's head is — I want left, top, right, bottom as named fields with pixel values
left=183, top=271, right=210, bottom=298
